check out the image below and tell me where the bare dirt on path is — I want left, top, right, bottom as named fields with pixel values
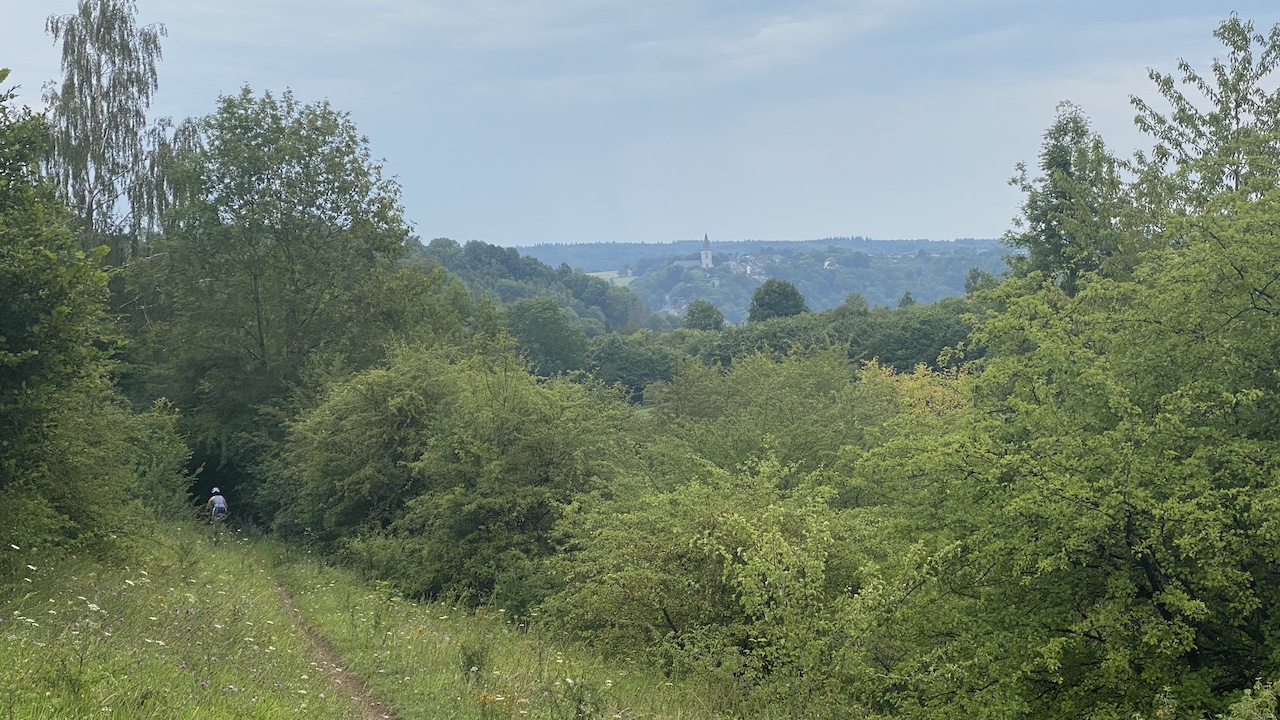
left=273, top=583, right=402, bottom=720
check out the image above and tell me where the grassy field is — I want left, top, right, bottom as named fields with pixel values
left=0, top=525, right=371, bottom=719
left=1, top=523, right=726, bottom=720
left=268, top=547, right=723, bottom=720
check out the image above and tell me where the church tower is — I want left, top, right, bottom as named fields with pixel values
left=700, top=233, right=712, bottom=269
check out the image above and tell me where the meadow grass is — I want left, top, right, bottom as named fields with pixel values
left=0, top=524, right=369, bottom=719
left=2, top=523, right=741, bottom=719
left=267, top=547, right=729, bottom=720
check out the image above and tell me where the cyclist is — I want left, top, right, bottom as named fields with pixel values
left=205, top=487, right=229, bottom=523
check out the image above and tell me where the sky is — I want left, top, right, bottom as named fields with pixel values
left=5, top=1, right=1280, bottom=247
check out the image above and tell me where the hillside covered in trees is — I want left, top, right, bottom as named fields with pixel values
left=518, top=236, right=1001, bottom=272
left=7, top=5, right=1280, bottom=718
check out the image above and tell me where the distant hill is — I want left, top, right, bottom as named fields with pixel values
left=512, top=237, right=1010, bottom=324
left=516, top=236, right=1005, bottom=273
left=411, top=238, right=660, bottom=332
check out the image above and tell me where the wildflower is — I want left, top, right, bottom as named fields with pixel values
left=201, top=680, right=210, bottom=687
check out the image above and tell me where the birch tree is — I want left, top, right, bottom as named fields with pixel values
left=43, top=0, right=168, bottom=261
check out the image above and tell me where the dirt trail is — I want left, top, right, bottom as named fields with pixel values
left=273, top=583, right=401, bottom=720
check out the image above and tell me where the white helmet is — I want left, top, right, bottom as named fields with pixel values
left=211, top=487, right=221, bottom=495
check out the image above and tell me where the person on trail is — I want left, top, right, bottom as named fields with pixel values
left=205, top=487, right=229, bottom=523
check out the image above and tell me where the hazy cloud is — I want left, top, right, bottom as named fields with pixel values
left=6, top=1, right=1280, bottom=245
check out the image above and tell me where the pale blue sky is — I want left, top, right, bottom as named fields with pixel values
left=5, top=1, right=1280, bottom=246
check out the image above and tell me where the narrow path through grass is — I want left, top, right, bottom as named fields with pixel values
left=3, top=524, right=725, bottom=719
left=272, top=581, right=400, bottom=720
left=1, top=524, right=378, bottom=718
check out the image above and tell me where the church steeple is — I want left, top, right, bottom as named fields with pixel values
left=700, top=234, right=712, bottom=269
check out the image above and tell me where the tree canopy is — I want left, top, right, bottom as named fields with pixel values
left=43, top=0, right=169, bottom=255
left=747, top=278, right=808, bottom=322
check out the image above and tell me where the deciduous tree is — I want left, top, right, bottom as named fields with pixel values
left=43, top=0, right=169, bottom=259
left=747, top=278, right=808, bottom=322
left=1004, top=102, right=1128, bottom=295
left=683, top=298, right=724, bottom=331
left=137, top=87, right=412, bottom=488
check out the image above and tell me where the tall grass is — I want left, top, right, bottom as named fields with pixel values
left=2, top=522, right=743, bottom=719
left=0, top=525, right=368, bottom=719
left=268, top=549, right=727, bottom=720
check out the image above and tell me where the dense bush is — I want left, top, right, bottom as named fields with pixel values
left=267, top=342, right=629, bottom=611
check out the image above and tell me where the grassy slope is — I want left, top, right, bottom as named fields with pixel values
left=270, top=547, right=722, bottom=720
left=0, top=524, right=367, bottom=718
left=2, top=524, right=722, bottom=720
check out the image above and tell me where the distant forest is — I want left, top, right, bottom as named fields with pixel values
left=518, top=236, right=1009, bottom=323
left=519, top=235, right=1003, bottom=272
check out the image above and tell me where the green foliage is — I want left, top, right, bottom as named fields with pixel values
left=682, top=298, right=724, bottom=331
left=417, top=238, right=653, bottom=332
left=43, top=0, right=170, bottom=253
left=133, top=87, right=440, bottom=505
left=547, top=457, right=873, bottom=718
left=683, top=294, right=971, bottom=373
left=747, top=279, right=809, bottom=322
left=850, top=298, right=973, bottom=371
left=130, top=398, right=196, bottom=520
left=646, top=350, right=892, bottom=476
left=1004, top=102, right=1130, bottom=295
left=270, top=343, right=628, bottom=610
left=504, top=296, right=589, bottom=376
left=0, top=92, right=108, bottom=493
left=1131, top=16, right=1280, bottom=214
left=0, top=75, right=153, bottom=567
left=586, top=330, right=677, bottom=402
